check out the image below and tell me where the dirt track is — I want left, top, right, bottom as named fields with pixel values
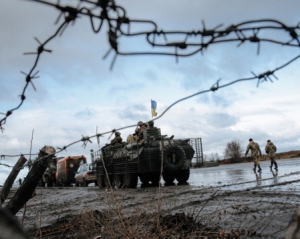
left=11, top=173, right=300, bottom=239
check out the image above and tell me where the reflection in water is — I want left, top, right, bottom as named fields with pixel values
left=255, top=172, right=262, bottom=186
left=187, top=159, right=300, bottom=190
left=226, top=169, right=245, bottom=182
left=177, top=182, right=190, bottom=186
left=271, top=169, right=278, bottom=184
left=226, top=169, right=244, bottom=176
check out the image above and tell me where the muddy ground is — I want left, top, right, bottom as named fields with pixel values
left=8, top=171, right=300, bottom=239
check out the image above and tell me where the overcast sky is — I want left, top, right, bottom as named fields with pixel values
left=1, top=0, right=300, bottom=184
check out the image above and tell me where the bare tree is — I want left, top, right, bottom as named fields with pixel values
left=224, top=139, right=244, bottom=160
left=203, top=153, right=220, bottom=162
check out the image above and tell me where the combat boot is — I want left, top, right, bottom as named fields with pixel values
left=253, top=165, right=257, bottom=171
left=274, top=162, right=278, bottom=170
left=257, top=166, right=262, bottom=172
left=269, top=162, right=273, bottom=169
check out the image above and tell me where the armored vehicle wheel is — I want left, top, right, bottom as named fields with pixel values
left=123, top=172, right=138, bottom=188
left=149, top=173, right=160, bottom=185
left=97, top=175, right=105, bottom=188
left=163, top=144, right=186, bottom=174
left=162, top=173, right=175, bottom=184
left=139, top=174, right=150, bottom=186
left=47, top=176, right=54, bottom=187
left=113, top=174, right=124, bottom=189
left=104, top=174, right=113, bottom=188
left=82, top=178, right=87, bottom=187
left=45, top=176, right=50, bottom=187
left=176, top=169, right=190, bottom=183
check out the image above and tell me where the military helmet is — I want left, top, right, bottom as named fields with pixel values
left=267, top=139, right=271, bottom=142
left=115, top=132, right=121, bottom=136
left=249, top=138, right=253, bottom=141
left=137, top=121, right=143, bottom=126
left=148, top=120, right=154, bottom=126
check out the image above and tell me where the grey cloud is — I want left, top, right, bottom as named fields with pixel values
left=206, top=112, right=238, bottom=128
left=109, top=83, right=145, bottom=94
left=144, top=69, right=158, bottom=82
left=74, top=108, right=96, bottom=120
left=118, top=111, right=149, bottom=123
left=131, top=104, right=147, bottom=111
left=211, top=94, right=231, bottom=108
left=196, top=93, right=232, bottom=108
left=118, top=106, right=149, bottom=123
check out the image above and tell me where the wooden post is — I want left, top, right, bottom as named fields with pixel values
left=0, top=155, right=27, bottom=205
left=5, top=146, right=56, bottom=215
left=0, top=208, right=31, bottom=239
left=285, top=207, right=300, bottom=239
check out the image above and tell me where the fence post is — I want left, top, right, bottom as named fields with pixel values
left=5, top=146, right=55, bottom=215
left=0, top=155, right=27, bottom=205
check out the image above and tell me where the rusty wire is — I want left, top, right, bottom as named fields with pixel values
left=1, top=0, right=300, bottom=167
left=1, top=53, right=300, bottom=169
left=0, top=0, right=300, bottom=131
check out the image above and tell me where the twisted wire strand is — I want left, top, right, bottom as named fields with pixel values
left=1, top=0, right=300, bottom=130
left=1, top=53, right=299, bottom=170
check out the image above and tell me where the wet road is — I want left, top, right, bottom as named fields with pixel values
left=189, top=158, right=300, bottom=192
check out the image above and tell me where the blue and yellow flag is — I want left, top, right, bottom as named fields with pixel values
left=151, top=100, right=157, bottom=117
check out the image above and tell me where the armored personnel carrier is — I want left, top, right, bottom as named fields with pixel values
left=92, top=126, right=195, bottom=188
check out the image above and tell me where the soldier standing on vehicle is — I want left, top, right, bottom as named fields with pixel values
left=111, top=132, right=122, bottom=145
left=133, top=128, right=141, bottom=141
left=138, top=122, right=148, bottom=143
left=265, top=139, right=278, bottom=170
left=245, top=138, right=262, bottom=172
left=148, top=120, right=155, bottom=128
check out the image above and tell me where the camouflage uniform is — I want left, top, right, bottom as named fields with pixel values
left=265, top=139, right=278, bottom=170
left=138, top=122, right=148, bottom=142
left=148, top=120, right=154, bottom=128
left=133, top=128, right=141, bottom=142
left=126, top=135, right=135, bottom=143
left=126, top=128, right=140, bottom=143
left=111, top=132, right=122, bottom=145
left=245, top=138, right=262, bottom=172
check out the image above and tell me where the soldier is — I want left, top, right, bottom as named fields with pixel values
left=148, top=120, right=155, bottom=128
left=137, top=122, right=148, bottom=143
left=133, top=128, right=141, bottom=141
left=137, top=121, right=143, bottom=129
left=265, top=139, right=278, bottom=170
left=111, top=132, right=122, bottom=145
left=126, top=128, right=140, bottom=143
left=245, top=138, right=262, bottom=172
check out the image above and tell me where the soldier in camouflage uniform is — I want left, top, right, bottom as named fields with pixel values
left=148, top=120, right=155, bottom=128
left=126, top=128, right=140, bottom=143
left=111, top=132, right=122, bottom=145
left=265, top=139, right=278, bottom=170
left=137, top=121, right=148, bottom=143
left=245, top=138, right=262, bottom=172
left=133, top=128, right=141, bottom=141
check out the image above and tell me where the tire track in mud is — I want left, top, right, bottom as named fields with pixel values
left=14, top=170, right=300, bottom=238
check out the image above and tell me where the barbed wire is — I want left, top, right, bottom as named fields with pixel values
left=1, top=0, right=300, bottom=131
left=1, top=0, right=300, bottom=170
left=1, top=53, right=300, bottom=170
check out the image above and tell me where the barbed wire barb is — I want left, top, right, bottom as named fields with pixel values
left=1, top=0, right=300, bottom=165
left=1, top=0, right=300, bottom=128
